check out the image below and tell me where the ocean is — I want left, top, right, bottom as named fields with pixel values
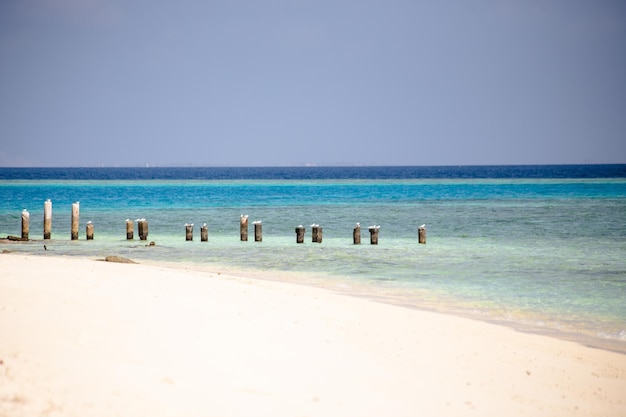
left=1, top=165, right=626, bottom=353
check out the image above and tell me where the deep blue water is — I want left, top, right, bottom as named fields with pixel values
left=1, top=164, right=625, bottom=180
left=1, top=165, right=625, bottom=353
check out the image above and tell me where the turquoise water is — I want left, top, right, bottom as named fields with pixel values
left=1, top=167, right=625, bottom=353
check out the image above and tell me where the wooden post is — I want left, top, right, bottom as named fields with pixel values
left=86, top=221, right=94, bottom=240
left=43, top=199, right=52, bottom=240
left=353, top=223, right=361, bottom=245
left=185, top=223, right=194, bottom=241
left=311, top=225, right=322, bottom=243
left=126, top=219, right=134, bottom=240
left=418, top=224, right=426, bottom=244
left=21, top=209, right=29, bottom=240
left=295, top=225, right=305, bottom=243
left=138, top=218, right=148, bottom=240
left=254, top=221, right=262, bottom=242
left=142, top=220, right=148, bottom=240
left=369, top=225, right=380, bottom=245
left=201, top=223, right=208, bottom=242
left=240, top=215, right=248, bottom=241
left=71, top=202, right=80, bottom=240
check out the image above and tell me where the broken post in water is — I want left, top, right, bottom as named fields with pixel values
left=311, top=224, right=322, bottom=243
left=185, top=223, right=194, bottom=241
left=86, top=221, right=94, bottom=240
left=21, top=209, right=29, bottom=240
left=418, top=224, right=426, bottom=244
left=295, top=225, right=305, bottom=243
left=71, top=202, right=80, bottom=240
left=137, top=218, right=148, bottom=240
left=43, top=199, right=52, bottom=239
left=369, top=225, right=380, bottom=245
left=254, top=221, right=262, bottom=242
left=353, top=222, right=361, bottom=244
left=126, top=219, right=134, bottom=240
left=201, top=223, right=208, bottom=242
left=240, top=215, right=249, bottom=241
left=141, top=219, right=149, bottom=240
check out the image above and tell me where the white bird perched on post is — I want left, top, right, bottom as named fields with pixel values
left=419, top=224, right=426, bottom=228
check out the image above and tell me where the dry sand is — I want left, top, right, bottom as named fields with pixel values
left=1, top=253, right=625, bottom=417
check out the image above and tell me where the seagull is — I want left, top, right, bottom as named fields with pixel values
left=419, top=224, right=426, bottom=228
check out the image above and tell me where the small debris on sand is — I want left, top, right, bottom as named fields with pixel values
left=104, top=256, right=137, bottom=264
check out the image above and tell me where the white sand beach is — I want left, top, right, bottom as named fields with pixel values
left=1, top=253, right=625, bottom=417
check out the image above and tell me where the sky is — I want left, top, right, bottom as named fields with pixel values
left=0, top=0, right=625, bottom=167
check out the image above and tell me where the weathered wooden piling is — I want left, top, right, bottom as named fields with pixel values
left=126, top=219, right=134, bottom=240
left=418, top=224, right=426, bottom=244
left=353, top=223, right=361, bottom=244
left=369, top=225, right=380, bottom=245
left=311, top=224, right=322, bottom=243
left=86, top=221, right=94, bottom=240
left=21, top=209, right=29, bottom=240
left=254, top=221, right=262, bottom=242
left=201, top=223, right=208, bottom=242
left=142, top=219, right=149, bottom=240
left=43, top=199, right=52, bottom=239
left=71, top=202, right=80, bottom=240
left=185, top=223, right=194, bottom=241
left=137, top=219, right=148, bottom=240
left=295, top=225, right=305, bottom=243
left=240, top=215, right=249, bottom=241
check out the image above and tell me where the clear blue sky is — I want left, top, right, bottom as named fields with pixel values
left=1, top=0, right=625, bottom=167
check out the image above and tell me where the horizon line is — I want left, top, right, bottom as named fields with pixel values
left=1, top=162, right=625, bottom=169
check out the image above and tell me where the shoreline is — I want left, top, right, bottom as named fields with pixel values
left=2, top=252, right=626, bottom=416
left=3, top=239, right=626, bottom=356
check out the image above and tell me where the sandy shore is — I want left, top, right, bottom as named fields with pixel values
left=1, top=253, right=625, bottom=417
